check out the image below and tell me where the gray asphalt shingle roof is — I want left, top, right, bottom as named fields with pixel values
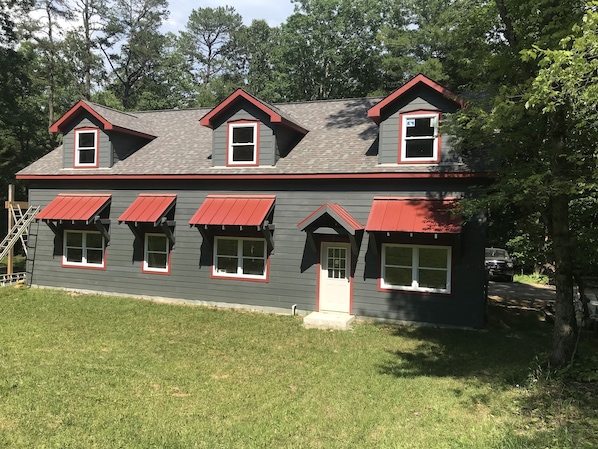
left=19, top=97, right=471, bottom=177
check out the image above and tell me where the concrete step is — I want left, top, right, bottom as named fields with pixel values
left=303, top=311, right=355, bottom=330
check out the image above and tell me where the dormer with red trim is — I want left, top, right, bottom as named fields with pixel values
left=200, top=89, right=308, bottom=167
left=367, top=74, right=465, bottom=166
left=50, top=100, right=157, bottom=169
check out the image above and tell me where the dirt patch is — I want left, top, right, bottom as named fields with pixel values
left=488, top=281, right=555, bottom=311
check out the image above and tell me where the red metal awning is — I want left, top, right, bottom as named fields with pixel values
left=118, top=194, right=176, bottom=225
left=297, top=203, right=364, bottom=234
left=36, top=194, right=111, bottom=223
left=365, top=197, right=461, bottom=233
left=189, top=194, right=276, bottom=227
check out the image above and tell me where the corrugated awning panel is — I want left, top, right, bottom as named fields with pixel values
left=36, top=194, right=111, bottom=222
left=118, top=194, right=176, bottom=224
left=365, top=197, right=461, bottom=233
left=189, top=194, right=276, bottom=226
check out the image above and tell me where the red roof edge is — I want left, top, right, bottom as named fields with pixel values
left=50, top=100, right=113, bottom=133
left=297, top=203, right=364, bottom=234
left=367, top=74, right=466, bottom=125
left=199, top=89, right=308, bottom=134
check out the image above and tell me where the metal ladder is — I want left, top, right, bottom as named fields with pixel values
left=0, top=205, right=40, bottom=261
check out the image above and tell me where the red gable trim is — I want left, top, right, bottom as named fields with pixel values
left=367, top=74, right=465, bottom=125
left=297, top=203, right=364, bottom=234
left=199, top=89, right=308, bottom=134
left=365, top=197, right=461, bottom=234
left=118, top=194, right=176, bottom=225
left=36, top=194, right=111, bottom=222
left=189, top=194, right=276, bottom=227
left=49, top=100, right=156, bottom=139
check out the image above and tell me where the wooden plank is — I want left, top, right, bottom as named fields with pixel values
left=5, top=201, right=29, bottom=209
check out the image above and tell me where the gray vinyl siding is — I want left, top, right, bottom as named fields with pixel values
left=62, top=115, right=112, bottom=168
left=211, top=104, right=276, bottom=166
left=26, top=178, right=486, bottom=329
left=378, top=85, right=462, bottom=165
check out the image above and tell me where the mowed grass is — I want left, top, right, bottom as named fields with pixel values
left=0, top=288, right=596, bottom=448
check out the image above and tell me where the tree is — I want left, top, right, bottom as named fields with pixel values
left=451, top=0, right=588, bottom=366
left=274, top=0, right=389, bottom=101
left=100, top=0, right=169, bottom=110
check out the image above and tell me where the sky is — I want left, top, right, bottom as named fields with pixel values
left=163, top=0, right=297, bottom=34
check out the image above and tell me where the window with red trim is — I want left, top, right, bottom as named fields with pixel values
left=213, top=236, right=267, bottom=279
left=143, top=233, right=170, bottom=274
left=74, top=128, right=99, bottom=167
left=227, top=122, right=258, bottom=165
left=400, top=112, right=441, bottom=163
left=63, top=230, right=105, bottom=268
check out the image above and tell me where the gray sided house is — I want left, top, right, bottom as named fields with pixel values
left=17, top=74, right=490, bottom=328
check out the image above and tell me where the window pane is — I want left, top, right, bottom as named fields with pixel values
left=66, top=248, right=83, bottom=263
left=216, top=256, right=237, bottom=274
left=405, top=140, right=434, bottom=158
left=86, top=249, right=104, bottom=265
left=217, top=239, right=237, bottom=256
left=86, top=233, right=103, bottom=249
left=419, top=269, right=447, bottom=289
left=78, top=132, right=95, bottom=148
left=406, top=117, right=434, bottom=137
left=78, top=149, right=95, bottom=164
left=243, top=240, right=264, bottom=257
left=232, top=145, right=255, bottom=162
left=65, top=232, right=83, bottom=247
left=385, top=246, right=412, bottom=266
left=385, top=267, right=412, bottom=287
left=419, top=248, right=448, bottom=269
left=147, top=252, right=167, bottom=269
left=147, top=234, right=167, bottom=252
left=243, top=258, right=265, bottom=276
left=232, top=126, right=254, bottom=144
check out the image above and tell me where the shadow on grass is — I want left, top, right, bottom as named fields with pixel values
left=377, top=300, right=598, bottom=448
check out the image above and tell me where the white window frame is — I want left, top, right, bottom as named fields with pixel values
left=400, top=113, right=440, bottom=162
left=143, top=233, right=170, bottom=273
left=381, top=243, right=451, bottom=293
left=227, top=122, right=258, bottom=165
left=213, top=236, right=267, bottom=280
left=74, top=128, right=99, bottom=167
left=63, top=230, right=105, bottom=268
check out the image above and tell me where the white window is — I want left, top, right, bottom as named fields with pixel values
left=401, top=113, right=440, bottom=162
left=228, top=122, right=258, bottom=165
left=63, top=230, right=105, bottom=268
left=74, top=129, right=99, bottom=167
left=213, top=237, right=267, bottom=279
left=143, top=233, right=169, bottom=273
left=381, top=244, right=451, bottom=293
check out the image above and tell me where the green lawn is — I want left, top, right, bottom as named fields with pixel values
left=0, top=288, right=596, bottom=448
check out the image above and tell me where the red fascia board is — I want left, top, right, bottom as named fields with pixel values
left=189, top=194, right=276, bottom=226
left=199, top=89, right=308, bottom=134
left=36, top=193, right=111, bottom=222
left=365, top=197, right=461, bottom=233
left=118, top=194, right=176, bottom=224
left=367, top=74, right=465, bottom=125
left=50, top=101, right=111, bottom=133
left=49, top=101, right=156, bottom=139
left=16, top=172, right=493, bottom=182
left=297, top=203, right=364, bottom=233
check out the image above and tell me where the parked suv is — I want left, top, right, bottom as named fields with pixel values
left=485, top=247, right=515, bottom=282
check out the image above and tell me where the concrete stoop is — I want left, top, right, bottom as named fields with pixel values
left=303, top=312, right=355, bottom=330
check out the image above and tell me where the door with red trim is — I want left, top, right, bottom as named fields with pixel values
left=319, top=242, right=351, bottom=313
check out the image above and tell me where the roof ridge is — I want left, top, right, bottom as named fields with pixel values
left=82, top=100, right=140, bottom=119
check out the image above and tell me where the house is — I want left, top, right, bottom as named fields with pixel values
left=16, top=74, right=489, bottom=328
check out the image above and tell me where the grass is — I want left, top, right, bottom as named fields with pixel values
left=0, top=254, right=26, bottom=272
left=514, top=273, right=550, bottom=285
left=0, top=288, right=596, bottom=448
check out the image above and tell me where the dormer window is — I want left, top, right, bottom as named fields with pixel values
left=400, top=112, right=441, bottom=163
left=227, top=121, right=259, bottom=166
left=74, top=128, right=99, bottom=168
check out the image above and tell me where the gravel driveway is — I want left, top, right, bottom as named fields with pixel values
left=487, top=280, right=555, bottom=310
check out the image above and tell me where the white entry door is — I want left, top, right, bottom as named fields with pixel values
left=319, top=242, right=351, bottom=313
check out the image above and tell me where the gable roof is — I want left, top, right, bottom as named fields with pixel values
left=199, top=88, right=308, bottom=135
left=367, top=74, right=465, bottom=125
left=49, top=100, right=157, bottom=138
